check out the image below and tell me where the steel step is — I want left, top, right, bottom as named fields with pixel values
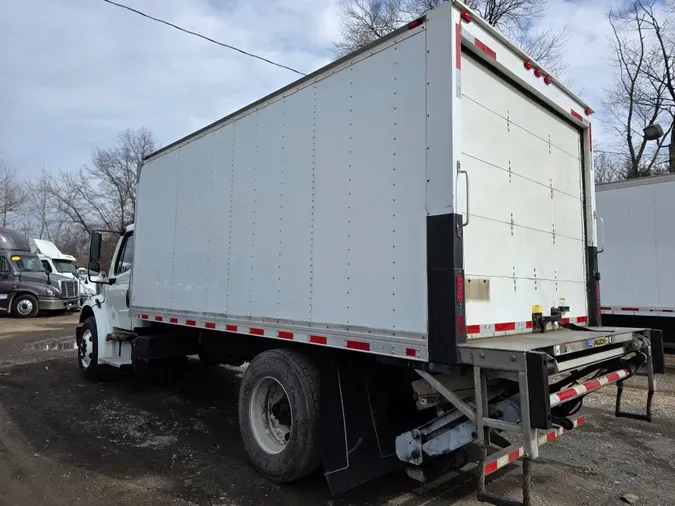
left=105, top=331, right=137, bottom=342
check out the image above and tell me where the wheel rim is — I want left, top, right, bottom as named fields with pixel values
left=79, top=329, right=93, bottom=369
left=249, top=376, right=292, bottom=455
left=16, top=299, right=34, bottom=316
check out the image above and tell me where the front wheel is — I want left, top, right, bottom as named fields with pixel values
left=11, top=294, right=39, bottom=318
left=77, top=317, right=104, bottom=380
left=238, top=349, right=321, bottom=483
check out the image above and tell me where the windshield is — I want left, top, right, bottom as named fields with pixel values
left=53, top=259, right=78, bottom=275
left=10, top=255, right=46, bottom=272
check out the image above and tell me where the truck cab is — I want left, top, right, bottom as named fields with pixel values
left=0, top=228, right=80, bottom=317
left=33, top=238, right=96, bottom=306
left=78, top=225, right=137, bottom=370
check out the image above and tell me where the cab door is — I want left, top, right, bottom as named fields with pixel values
left=0, top=256, right=14, bottom=312
left=107, top=231, right=135, bottom=330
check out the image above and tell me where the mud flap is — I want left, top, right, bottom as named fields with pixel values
left=648, top=329, right=666, bottom=374
left=320, top=362, right=414, bottom=495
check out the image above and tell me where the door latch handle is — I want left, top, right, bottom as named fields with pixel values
left=458, top=169, right=470, bottom=227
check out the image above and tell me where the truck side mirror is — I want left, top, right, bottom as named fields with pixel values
left=88, top=260, right=101, bottom=276
left=644, top=123, right=664, bottom=141
left=87, top=232, right=110, bottom=284
left=90, top=232, right=102, bottom=264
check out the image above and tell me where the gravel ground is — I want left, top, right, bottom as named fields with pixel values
left=0, top=313, right=673, bottom=506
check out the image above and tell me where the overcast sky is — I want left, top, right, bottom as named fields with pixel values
left=0, top=0, right=628, bottom=175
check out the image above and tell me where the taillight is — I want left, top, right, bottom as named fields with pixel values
left=456, top=273, right=464, bottom=303
left=408, top=18, right=423, bottom=30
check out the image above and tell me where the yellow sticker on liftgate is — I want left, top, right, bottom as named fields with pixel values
left=531, top=304, right=542, bottom=313
left=11, top=256, right=20, bottom=261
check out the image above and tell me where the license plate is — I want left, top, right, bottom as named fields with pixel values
left=587, top=336, right=608, bottom=349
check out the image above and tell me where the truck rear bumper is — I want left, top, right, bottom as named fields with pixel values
left=39, top=297, right=79, bottom=311
left=458, top=326, right=664, bottom=374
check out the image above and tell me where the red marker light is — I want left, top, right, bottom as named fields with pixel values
left=585, top=108, right=592, bottom=116
left=544, top=76, right=552, bottom=85
left=534, top=68, right=542, bottom=78
left=456, top=273, right=464, bottom=303
left=524, top=60, right=533, bottom=70
left=460, top=12, right=472, bottom=23
left=408, top=18, right=423, bottom=30
left=457, top=313, right=465, bottom=334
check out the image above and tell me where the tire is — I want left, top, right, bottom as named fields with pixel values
left=239, top=349, right=320, bottom=483
left=11, top=294, right=39, bottom=318
left=77, top=317, right=103, bottom=381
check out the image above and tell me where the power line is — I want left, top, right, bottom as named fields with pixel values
left=102, top=0, right=306, bottom=76
left=594, top=149, right=627, bottom=156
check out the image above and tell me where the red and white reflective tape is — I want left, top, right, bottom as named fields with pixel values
left=467, top=316, right=587, bottom=337
left=570, top=109, right=590, bottom=126
left=484, top=416, right=585, bottom=476
left=601, top=305, right=675, bottom=317
left=461, top=27, right=497, bottom=60
left=135, top=312, right=426, bottom=361
left=550, top=369, right=630, bottom=408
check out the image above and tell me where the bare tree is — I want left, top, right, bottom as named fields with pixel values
left=593, top=151, right=623, bottom=184
left=334, top=0, right=407, bottom=56
left=0, top=161, right=25, bottom=228
left=334, top=0, right=568, bottom=73
left=49, top=127, right=158, bottom=234
left=602, top=1, right=674, bottom=178
left=632, top=0, right=675, bottom=172
left=23, top=167, right=57, bottom=240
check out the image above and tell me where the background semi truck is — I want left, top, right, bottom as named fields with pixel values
left=597, top=173, right=675, bottom=351
left=33, top=238, right=96, bottom=307
left=76, top=2, right=664, bottom=505
left=0, top=228, right=80, bottom=316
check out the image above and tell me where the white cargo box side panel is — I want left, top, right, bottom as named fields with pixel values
left=459, top=50, right=587, bottom=330
left=132, top=148, right=180, bottom=311
left=598, top=176, right=675, bottom=312
left=132, top=29, right=429, bottom=336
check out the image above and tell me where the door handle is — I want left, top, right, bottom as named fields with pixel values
left=458, top=169, right=470, bottom=227
left=596, top=216, right=605, bottom=253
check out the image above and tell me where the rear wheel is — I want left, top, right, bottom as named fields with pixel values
left=239, top=349, right=321, bottom=483
left=11, top=294, right=39, bottom=318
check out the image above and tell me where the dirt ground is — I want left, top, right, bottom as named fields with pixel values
left=0, top=314, right=674, bottom=506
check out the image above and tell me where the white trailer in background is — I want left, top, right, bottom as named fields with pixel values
left=597, top=174, right=675, bottom=349
left=76, top=2, right=663, bottom=505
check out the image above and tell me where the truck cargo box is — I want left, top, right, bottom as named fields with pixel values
left=130, top=1, right=599, bottom=365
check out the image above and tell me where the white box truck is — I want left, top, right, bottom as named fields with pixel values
left=76, top=3, right=664, bottom=504
left=597, top=173, right=675, bottom=350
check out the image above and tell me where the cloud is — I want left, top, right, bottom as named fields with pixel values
left=0, top=0, right=638, bottom=175
left=0, top=0, right=340, bottom=173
